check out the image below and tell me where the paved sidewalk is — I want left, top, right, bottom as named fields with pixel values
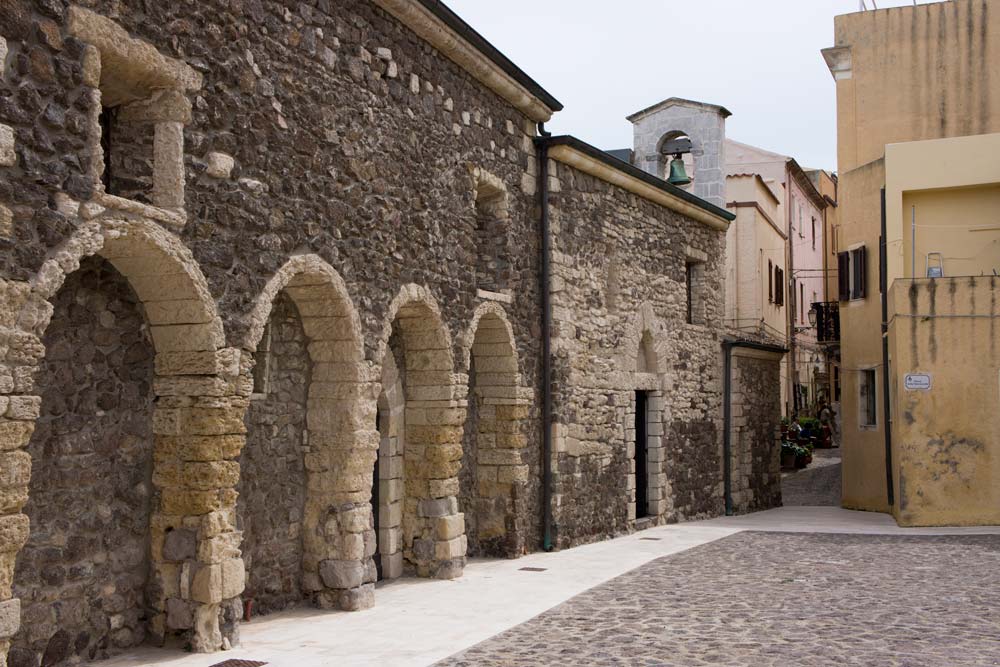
left=98, top=508, right=1000, bottom=667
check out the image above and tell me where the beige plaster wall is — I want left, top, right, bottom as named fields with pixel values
left=887, top=277, right=1000, bottom=526
left=830, top=0, right=1000, bottom=173
left=837, top=159, right=890, bottom=512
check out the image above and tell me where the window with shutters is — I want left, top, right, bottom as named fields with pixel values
left=837, top=246, right=867, bottom=301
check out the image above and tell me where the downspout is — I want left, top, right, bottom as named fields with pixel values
left=880, top=187, right=894, bottom=506
left=722, top=338, right=788, bottom=515
left=787, top=165, right=797, bottom=416
left=536, top=122, right=554, bottom=551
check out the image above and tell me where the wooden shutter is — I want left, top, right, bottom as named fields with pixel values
left=768, top=260, right=773, bottom=302
left=852, top=247, right=867, bottom=299
left=838, top=251, right=850, bottom=301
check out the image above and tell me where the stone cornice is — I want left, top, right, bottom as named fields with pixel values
left=545, top=138, right=733, bottom=231
left=371, top=0, right=559, bottom=122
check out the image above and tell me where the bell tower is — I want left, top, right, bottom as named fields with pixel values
left=627, top=97, right=731, bottom=209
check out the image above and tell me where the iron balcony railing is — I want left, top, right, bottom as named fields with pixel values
left=812, top=301, right=840, bottom=344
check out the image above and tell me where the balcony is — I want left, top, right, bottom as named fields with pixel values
left=811, top=302, right=840, bottom=344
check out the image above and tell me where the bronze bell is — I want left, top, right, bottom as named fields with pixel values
left=667, top=154, right=692, bottom=187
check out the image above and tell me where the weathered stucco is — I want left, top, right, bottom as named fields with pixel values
left=887, top=278, right=1000, bottom=527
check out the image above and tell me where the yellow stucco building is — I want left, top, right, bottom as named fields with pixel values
left=824, top=0, right=1000, bottom=525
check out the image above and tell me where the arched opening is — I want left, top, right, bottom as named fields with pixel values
left=241, top=255, right=374, bottom=613
left=237, top=291, right=308, bottom=615
left=657, top=131, right=696, bottom=190
left=372, top=342, right=405, bottom=580
left=377, top=286, right=466, bottom=580
left=624, top=312, right=671, bottom=528
left=11, top=256, right=155, bottom=666
left=2, top=217, right=234, bottom=664
left=460, top=307, right=529, bottom=557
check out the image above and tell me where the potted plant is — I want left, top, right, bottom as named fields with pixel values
left=781, top=440, right=797, bottom=469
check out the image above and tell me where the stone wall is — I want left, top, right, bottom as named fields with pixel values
left=729, top=352, right=782, bottom=514
left=0, top=0, right=740, bottom=658
left=11, top=256, right=155, bottom=667
left=238, top=292, right=308, bottom=616
left=547, top=160, right=726, bottom=548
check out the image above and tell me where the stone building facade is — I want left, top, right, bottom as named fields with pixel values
left=0, top=1, right=778, bottom=665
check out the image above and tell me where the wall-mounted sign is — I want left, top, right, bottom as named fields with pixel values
left=904, top=373, right=932, bottom=391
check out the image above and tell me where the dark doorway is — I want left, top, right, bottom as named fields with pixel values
left=372, top=408, right=383, bottom=581
left=634, top=391, right=649, bottom=519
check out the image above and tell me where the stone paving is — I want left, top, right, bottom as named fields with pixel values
left=436, top=531, right=1000, bottom=667
left=782, top=447, right=842, bottom=507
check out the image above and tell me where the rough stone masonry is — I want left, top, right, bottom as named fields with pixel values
left=0, top=1, right=780, bottom=665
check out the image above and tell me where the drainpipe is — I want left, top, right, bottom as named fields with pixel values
left=535, top=122, right=554, bottom=551
left=722, top=338, right=788, bottom=516
left=880, top=188, right=894, bottom=506
left=786, top=164, right=797, bottom=416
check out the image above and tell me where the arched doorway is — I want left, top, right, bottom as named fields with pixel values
left=3, top=217, right=233, bottom=664
left=460, top=304, right=530, bottom=557
left=241, top=255, right=374, bottom=612
left=376, top=285, right=467, bottom=580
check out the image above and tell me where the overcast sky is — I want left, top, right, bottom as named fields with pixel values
left=447, top=0, right=944, bottom=172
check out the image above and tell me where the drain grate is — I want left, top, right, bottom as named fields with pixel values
left=639, top=537, right=662, bottom=541
left=519, top=566, right=547, bottom=572
left=209, top=661, right=268, bottom=667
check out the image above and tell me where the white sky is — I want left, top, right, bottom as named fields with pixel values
left=446, top=0, right=946, bottom=172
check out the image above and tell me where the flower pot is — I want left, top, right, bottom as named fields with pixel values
left=781, top=451, right=796, bottom=469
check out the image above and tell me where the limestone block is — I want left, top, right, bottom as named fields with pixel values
left=0, top=204, right=11, bottom=238
left=319, top=559, right=364, bottom=589
left=80, top=43, right=100, bottom=87
left=160, top=489, right=231, bottom=516
left=165, top=597, right=194, bottom=630
left=497, top=465, right=529, bottom=485
left=190, top=563, right=222, bottom=603
left=205, top=152, right=235, bottom=179
left=156, top=348, right=241, bottom=377
left=0, top=125, right=14, bottom=167
left=339, top=532, right=364, bottom=561
left=428, top=478, right=459, bottom=498
left=419, top=497, right=456, bottom=518
left=411, top=538, right=434, bottom=563
left=0, top=598, right=19, bottom=640
left=0, top=399, right=34, bottom=426
left=198, top=531, right=242, bottom=563
left=182, top=461, right=240, bottom=491
left=339, top=583, right=374, bottom=611
left=220, top=558, right=245, bottom=599
left=0, top=451, right=30, bottom=488
left=0, top=514, right=28, bottom=553
left=191, top=602, right=223, bottom=652
left=477, top=449, right=523, bottom=466
left=435, top=513, right=465, bottom=541
left=0, top=486, right=27, bottom=514
left=434, top=535, right=466, bottom=561
left=197, top=510, right=237, bottom=539
left=383, top=551, right=403, bottom=579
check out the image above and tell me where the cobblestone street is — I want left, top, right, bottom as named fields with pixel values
left=437, top=531, right=1000, bottom=667
left=782, top=447, right=842, bottom=506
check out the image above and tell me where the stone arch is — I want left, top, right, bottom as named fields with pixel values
left=459, top=302, right=531, bottom=557
left=376, top=284, right=467, bottom=580
left=1, top=215, right=239, bottom=664
left=619, top=303, right=673, bottom=526
left=240, top=254, right=376, bottom=612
